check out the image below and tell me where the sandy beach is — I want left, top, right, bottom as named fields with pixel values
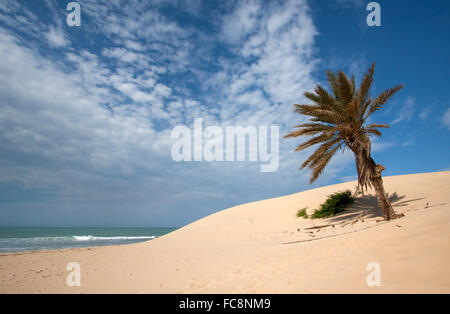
left=1, top=171, right=449, bottom=294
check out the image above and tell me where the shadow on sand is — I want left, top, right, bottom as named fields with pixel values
left=325, top=192, right=427, bottom=224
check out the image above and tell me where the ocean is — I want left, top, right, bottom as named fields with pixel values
left=0, top=227, right=177, bottom=253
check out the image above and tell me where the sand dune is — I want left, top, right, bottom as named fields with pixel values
left=1, top=171, right=449, bottom=293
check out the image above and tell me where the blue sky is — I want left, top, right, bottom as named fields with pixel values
left=0, top=0, right=449, bottom=227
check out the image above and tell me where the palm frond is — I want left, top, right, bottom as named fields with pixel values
left=346, top=99, right=360, bottom=121
left=294, top=133, right=333, bottom=152
left=365, top=84, right=404, bottom=118
left=366, top=128, right=382, bottom=137
left=336, top=71, right=354, bottom=105
left=350, top=75, right=356, bottom=96
left=310, top=145, right=339, bottom=183
left=301, top=138, right=341, bottom=169
left=304, top=92, right=322, bottom=104
left=358, top=63, right=375, bottom=117
left=326, top=71, right=341, bottom=103
left=284, top=123, right=337, bottom=139
left=365, top=123, right=389, bottom=129
left=294, top=104, right=344, bottom=124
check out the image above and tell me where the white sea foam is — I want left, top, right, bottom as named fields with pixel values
left=72, top=235, right=156, bottom=241
left=0, top=235, right=157, bottom=252
left=0, top=227, right=174, bottom=253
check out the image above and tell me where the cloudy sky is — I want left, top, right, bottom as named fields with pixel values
left=0, top=0, right=449, bottom=227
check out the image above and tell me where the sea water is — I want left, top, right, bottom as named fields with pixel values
left=0, top=227, right=177, bottom=253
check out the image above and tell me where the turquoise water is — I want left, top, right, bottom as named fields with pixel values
left=0, top=227, right=177, bottom=253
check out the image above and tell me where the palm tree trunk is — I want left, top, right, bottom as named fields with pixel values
left=370, top=164, right=403, bottom=220
left=353, top=144, right=403, bottom=221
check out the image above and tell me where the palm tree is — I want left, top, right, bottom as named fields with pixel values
left=285, top=63, right=404, bottom=220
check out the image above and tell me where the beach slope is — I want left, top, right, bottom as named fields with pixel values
left=1, top=171, right=449, bottom=293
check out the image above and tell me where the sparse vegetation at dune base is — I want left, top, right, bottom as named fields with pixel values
left=296, top=207, right=309, bottom=218
left=297, top=190, right=355, bottom=219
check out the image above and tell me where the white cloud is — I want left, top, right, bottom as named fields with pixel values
left=45, top=25, right=70, bottom=47
left=0, top=29, right=162, bottom=178
left=442, top=108, right=450, bottom=130
left=124, top=39, right=145, bottom=51
left=0, top=0, right=362, bottom=226
left=336, top=0, right=365, bottom=8
left=391, top=97, right=415, bottom=125
left=402, top=136, right=415, bottom=147
left=221, top=0, right=261, bottom=43
left=216, top=0, right=318, bottom=123
left=372, top=140, right=396, bottom=152
left=419, top=107, right=431, bottom=120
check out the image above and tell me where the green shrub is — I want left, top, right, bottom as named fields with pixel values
left=311, top=190, right=354, bottom=219
left=296, top=207, right=309, bottom=219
